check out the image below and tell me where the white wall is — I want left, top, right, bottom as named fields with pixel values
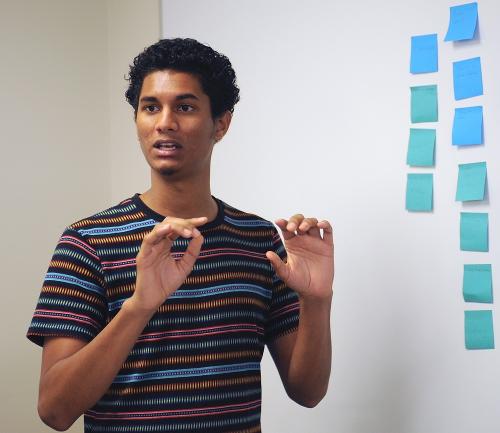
left=162, top=1, right=500, bottom=432
left=107, top=0, right=160, bottom=202
left=1, top=3, right=109, bottom=432
left=0, top=2, right=159, bottom=432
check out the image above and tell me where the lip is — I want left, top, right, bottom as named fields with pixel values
left=153, top=147, right=182, bottom=157
left=153, top=139, right=183, bottom=148
left=153, top=139, right=183, bottom=157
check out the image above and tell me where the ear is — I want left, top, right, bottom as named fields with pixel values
left=213, top=111, right=232, bottom=142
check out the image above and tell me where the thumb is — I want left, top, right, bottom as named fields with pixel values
left=266, top=251, right=289, bottom=282
left=177, top=234, right=204, bottom=274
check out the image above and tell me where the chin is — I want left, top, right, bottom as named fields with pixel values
left=158, top=167, right=177, bottom=176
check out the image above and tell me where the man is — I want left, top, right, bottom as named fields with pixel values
left=27, top=38, right=334, bottom=433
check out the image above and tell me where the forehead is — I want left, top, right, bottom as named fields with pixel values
left=140, top=69, right=206, bottom=98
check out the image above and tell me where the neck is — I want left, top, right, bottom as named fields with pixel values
left=140, top=170, right=218, bottom=221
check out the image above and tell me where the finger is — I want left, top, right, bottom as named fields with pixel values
left=161, top=216, right=208, bottom=237
left=149, top=223, right=179, bottom=242
left=275, top=218, right=295, bottom=240
left=162, top=221, right=201, bottom=239
left=286, top=214, right=305, bottom=232
left=187, top=216, right=209, bottom=226
left=162, top=216, right=208, bottom=227
left=308, top=226, right=321, bottom=237
left=146, top=223, right=175, bottom=244
left=297, top=217, right=319, bottom=236
left=177, top=233, right=204, bottom=273
left=137, top=224, right=173, bottom=260
left=265, top=251, right=290, bottom=282
left=165, top=225, right=180, bottom=242
left=318, top=220, right=334, bottom=245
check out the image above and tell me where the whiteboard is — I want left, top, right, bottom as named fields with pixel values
left=161, top=1, right=500, bottom=432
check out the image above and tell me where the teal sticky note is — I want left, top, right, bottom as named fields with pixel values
left=407, top=129, right=435, bottom=167
left=445, top=2, right=478, bottom=42
left=465, top=310, right=494, bottom=350
left=452, top=106, right=483, bottom=146
left=460, top=212, right=488, bottom=252
left=410, top=34, right=438, bottom=74
left=456, top=161, right=487, bottom=201
left=463, top=264, right=493, bottom=303
left=411, top=85, right=438, bottom=123
left=406, top=173, right=433, bottom=212
left=453, top=57, right=483, bottom=100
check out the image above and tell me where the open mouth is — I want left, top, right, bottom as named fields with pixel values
left=153, top=141, right=183, bottom=157
left=154, top=141, right=182, bottom=150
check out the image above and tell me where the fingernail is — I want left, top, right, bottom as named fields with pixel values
left=183, top=228, right=191, bottom=236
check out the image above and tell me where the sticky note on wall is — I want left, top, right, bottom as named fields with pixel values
left=407, top=129, right=435, bottom=167
left=463, top=264, right=493, bottom=303
left=445, top=2, right=478, bottom=42
left=452, top=106, right=483, bottom=146
left=453, top=57, right=483, bottom=100
left=456, top=161, right=487, bottom=201
left=460, top=212, right=488, bottom=252
left=411, top=85, right=438, bottom=123
left=465, top=310, right=494, bottom=350
left=406, top=173, right=433, bottom=212
left=410, top=34, right=438, bottom=74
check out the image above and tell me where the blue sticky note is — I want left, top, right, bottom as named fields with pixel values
left=445, top=2, right=478, bottom=42
left=406, top=173, right=433, bottom=212
left=456, top=161, right=487, bottom=201
left=407, top=129, right=435, bottom=167
left=463, top=264, right=493, bottom=303
left=453, top=57, right=483, bottom=100
left=460, top=212, right=488, bottom=252
left=452, top=106, right=483, bottom=146
left=411, top=85, right=438, bottom=123
left=465, top=310, right=494, bottom=350
left=410, top=34, right=438, bottom=74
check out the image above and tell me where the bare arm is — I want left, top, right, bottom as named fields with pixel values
left=268, top=294, right=332, bottom=407
left=266, top=215, right=334, bottom=408
left=38, top=300, right=155, bottom=431
left=37, top=216, right=207, bottom=431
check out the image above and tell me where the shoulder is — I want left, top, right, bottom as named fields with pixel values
left=216, top=199, right=283, bottom=252
left=63, top=194, right=153, bottom=240
left=218, top=199, right=277, bottom=231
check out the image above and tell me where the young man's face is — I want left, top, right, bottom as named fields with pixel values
left=135, top=69, right=228, bottom=180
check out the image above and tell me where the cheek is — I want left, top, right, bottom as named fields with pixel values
left=189, top=119, right=216, bottom=140
left=136, top=121, right=152, bottom=142
left=136, top=131, right=151, bottom=157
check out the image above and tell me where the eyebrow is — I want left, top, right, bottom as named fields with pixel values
left=139, top=93, right=200, bottom=104
left=175, top=93, right=200, bottom=101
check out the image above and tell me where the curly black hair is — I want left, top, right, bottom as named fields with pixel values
left=125, top=38, right=240, bottom=119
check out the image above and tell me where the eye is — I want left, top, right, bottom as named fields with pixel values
left=143, top=104, right=159, bottom=113
left=178, top=104, right=194, bottom=112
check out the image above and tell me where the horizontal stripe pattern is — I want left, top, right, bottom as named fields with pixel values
left=27, top=193, right=299, bottom=432
left=86, top=399, right=262, bottom=420
left=113, top=363, right=261, bottom=384
left=98, top=388, right=261, bottom=408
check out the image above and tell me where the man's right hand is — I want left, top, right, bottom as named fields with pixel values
left=129, top=216, right=208, bottom=314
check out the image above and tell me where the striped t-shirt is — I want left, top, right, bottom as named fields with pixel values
left=27, top=194, right=300, bottom=433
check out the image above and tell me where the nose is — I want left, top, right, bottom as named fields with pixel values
left=156, top=108, right=178, bottom=133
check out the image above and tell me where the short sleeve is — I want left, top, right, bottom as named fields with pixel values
left=27, top=227, right=108, bottom=347
left=264, top=227, right=300, bottom=344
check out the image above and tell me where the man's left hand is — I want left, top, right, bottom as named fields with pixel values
left=266, top=214, right=334, bottom=301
